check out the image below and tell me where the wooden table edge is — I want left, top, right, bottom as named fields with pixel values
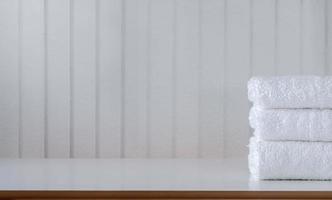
left=1, top=191, right=332, bottom=199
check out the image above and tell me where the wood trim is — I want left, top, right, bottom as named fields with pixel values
left=1, top=191, right=332, bottom=199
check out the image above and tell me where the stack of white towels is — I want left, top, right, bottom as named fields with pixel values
left=248, top=76, right=332, bottom=180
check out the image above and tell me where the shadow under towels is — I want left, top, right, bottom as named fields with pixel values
left=248, top=76, right=332, bottom=180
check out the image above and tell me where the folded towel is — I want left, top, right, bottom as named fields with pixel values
left=249, top=107, right=332, bottom=141
left=248, top=76, right=332, bottom=108
left=249, top=137, right=332, bottom=180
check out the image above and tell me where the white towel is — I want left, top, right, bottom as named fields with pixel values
left=248, top=76, right=332, bottom=108
left=249, top=137, right=332, bottom=180
left=249, top=107, right=332, bottom=141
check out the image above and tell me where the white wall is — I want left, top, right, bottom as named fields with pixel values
left=0, top=0, right=329, bottom=158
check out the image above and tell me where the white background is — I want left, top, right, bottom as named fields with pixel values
left=0, top=0, right=329, bottom=158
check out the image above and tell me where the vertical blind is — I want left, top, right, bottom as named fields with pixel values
left=0, top=0, right=329, bottom=158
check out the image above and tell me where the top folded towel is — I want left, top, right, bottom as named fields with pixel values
left=248, top=76, right=332, bottom=108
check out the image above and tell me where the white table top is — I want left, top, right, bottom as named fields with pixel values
left=1, top=158, right=332, bottom=191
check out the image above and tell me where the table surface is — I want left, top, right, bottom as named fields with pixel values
left=1, top=158, right=332, bottom=191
